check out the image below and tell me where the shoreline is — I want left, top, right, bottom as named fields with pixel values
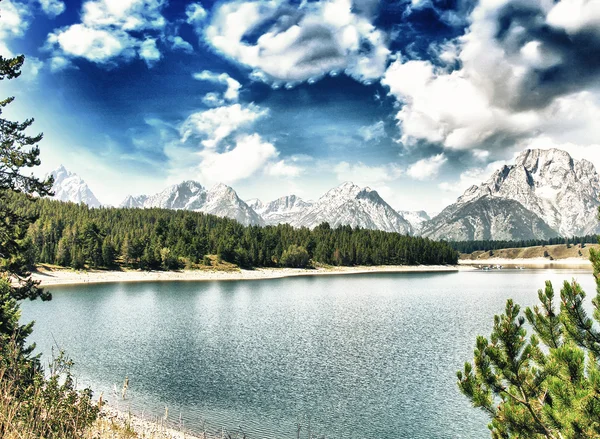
left=33, top=264, right=467, bottom=287
left=459, top=257, right=592, bottom=268
left=95, top=405, right=208, bottom=439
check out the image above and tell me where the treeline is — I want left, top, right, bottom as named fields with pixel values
left=6, top=192, right=458, bottom=270
left=450, top=235, right=598, bottom=254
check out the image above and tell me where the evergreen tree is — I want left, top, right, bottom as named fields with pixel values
left=0, top=52, right=52, bottom=358
left=458, top=214, right=600, bottom=438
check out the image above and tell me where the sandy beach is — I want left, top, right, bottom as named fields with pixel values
left=32, top=264, right=468, bottom=287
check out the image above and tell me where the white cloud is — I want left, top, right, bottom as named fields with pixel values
left=0, top=0, right=30, bottom=40
left=49, top=55, right=72, bottom=71
left=21, top=56, right=44, bottom=81
left=170, top=36, right=193, bottom=53
left=264, top=160, right=303, bottom=177
left=201, top=92, right=225, bottom=107
left=547, top=0, right=600, bottom=34
left=358, top=121, right=385, bottom=142
left=186, top=2, right=207, bottom=24
left=0, top=0, right=31, bottom=56
left=139, top=38, right=161, bottom=66
left=179, top=103, right=269, bottom=148
left=81, top=0, right=166, bottom=31
left=193, top=70, right=241, bottom=102
left=46, top=0, right=168, bottom=66
left=407, top=154, right=447, bottom=180
left=38, top=0, right=66, bottom=17
left=47, top=24, right=135, bottom=63
left=381, top=0, right=600, bottom=153
left=198, top=134, right=278, bottom=184
left=204, top=0, right=390, bottom=84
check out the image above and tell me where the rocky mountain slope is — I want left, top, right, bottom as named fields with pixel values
left=399, top=210, right=430, bottom=234
left=56, top=147, right=598, bottom=239
left=421, top=196, right=559, bottom=241
left=457, top=149, right=600, bottom=236
left=49, top=165, right=101, bottom=207
left=120, top=181, right=263, bottom=226
left=422, top=148, right=600, bottom=240
left=289, top=182, right=412, bottom=234
left=247, top=195, right=313, bottom=225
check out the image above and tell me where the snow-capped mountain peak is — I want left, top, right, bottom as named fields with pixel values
left=49, top=165, right=102, bottom=208
left=119, top=180, right=263, bottom=226
left=250, top=195, right=313, bottom=225
left=428, top=148, right=600, bottom=239
left=290, top=182, right=412, bottom=234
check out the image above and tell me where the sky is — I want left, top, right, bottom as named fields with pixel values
left=1, top=0, right=599, bottom=213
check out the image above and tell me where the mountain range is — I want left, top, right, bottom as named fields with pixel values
left=48, top=148, right=600, bottom=241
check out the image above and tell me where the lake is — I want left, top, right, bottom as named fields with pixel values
left=21, top=269, right=595, bottom=439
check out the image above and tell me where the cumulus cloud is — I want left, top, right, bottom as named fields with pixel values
left=382, top=0, right=600, bottom=153
left=406, top=154, right=447, bottom=180
left=46, top=0, right=168, bottom=66
left=204, top=0, right=390, bottom=85
left=199, top=134, right=280, bottom=184
left=38, top=0, right=65, bottom=17
left=139, top=38, right=161, bottom=66
left=264, top=159, right=304, bottom=177
left=47, top=24, right=135, bottom=64
left=49, top=55, right=72, bottom=71
left=0, top=0, right=31, bottom=56
left=193, top=70, right=241, bottom=102
left=179, top=103, right=269, bottom=148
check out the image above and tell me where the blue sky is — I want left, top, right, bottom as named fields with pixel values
left=1, top=0, right=599, bottom=212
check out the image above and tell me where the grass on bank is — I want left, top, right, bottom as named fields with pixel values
left=0, top=338, right=207, bottom=439
left=460, top=242, right=599, bottom=261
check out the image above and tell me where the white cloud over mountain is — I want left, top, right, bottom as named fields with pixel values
left=407, top=154, right=447, bottom=181
left=179, top=103, right=269, bottom=148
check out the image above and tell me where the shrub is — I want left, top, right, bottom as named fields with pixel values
left=0, top=339, right=99, bottom=439
left=280, top=245, right=310, bottom=268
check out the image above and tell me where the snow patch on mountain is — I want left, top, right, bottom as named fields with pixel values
left=248, top=195, right=313, bottom=225
left=455, top=149, right=600, bottom=236
left=119, top=181, right=263, bottom=226
left=399, top=210, right=430, bottom=234
left=49, top=165, right=101, bottom=207
left=289, top=182, right=412, bottom=234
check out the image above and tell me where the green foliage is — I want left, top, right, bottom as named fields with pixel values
left=458, top=242, right=600, bottom=438
left=0, top=47, right=99, bottom=437
left=5, top=192, right=459, bottom=270
left=0, top=52, right=52, bottom=303
left=280, top=244, right=310, bottom=268
left=0, top=338, right=99, bottom=439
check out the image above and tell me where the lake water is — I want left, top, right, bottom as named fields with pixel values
left=21, top=269, right=595, bottom=439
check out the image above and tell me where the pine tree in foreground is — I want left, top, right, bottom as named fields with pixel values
left=458, top=219, right=600, bottom=438
left=0, top=31, right=99, bottom=438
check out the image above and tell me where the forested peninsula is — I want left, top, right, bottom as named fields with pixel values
left=7, top=192, right=459, bottom=271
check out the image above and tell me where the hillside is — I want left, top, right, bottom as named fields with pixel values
left=460, top=243, right=599, bottom=261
